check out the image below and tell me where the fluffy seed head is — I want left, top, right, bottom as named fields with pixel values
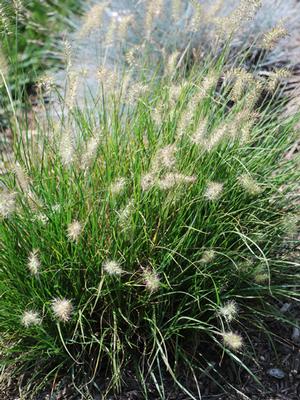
left=97, top=68, right=119, bottom=94
left=204, top=181, right=224, bottom=201
left=78, top=3, right=107, bottom=38
left=118, top=199, right=135, bottom=231
left=65, top=72, right=79, bottom=110
left=125, top=46, right=139, bottom=68
left=152, top=104, right=164, bottom=126
left=222, top=331, right=243, bottom=351
left=190, top=118, right=207, bottom=145
left=0, top=6, right=11, bottom=35
left=25, top=190, right=43, bottom=211
left=141, top=172, right=156, bottom=191
left=28, top=250, right=41, bottom=276
left=32, top=213, right=49, bottom=225
left=229, top=68, right=255, bottom=101
left=227, top=110, right=258, bottom=144
left=143, top=268, right=160, bottom=293
left=0, top=190, right=16, bottom=218
left=97, top=66, right=116, bottom=84
left=152, top=144, right=177, bottom=171
left=282, top=214, right=299, bottom=237
left=117, top=14, right=133, bottom=42
left=255, top=272, right=269, bottom=284
left=176, top=105, right=194, bottom=138
left=63, top=39, right=72, bottom=71
left=81, top=136, right=101, bottom=170
left=166, top=51, right=180, bottom=76
left=190, top=0, right=202, bottom=32
left=267, top=68, right=290, bottom=92
left=239, top=122, right=253, bottom=144
left=67, top=220, right=82, bottom=242
left=238, top=174, right=262, bottom=195
left=22, top=310, right=42, bottom=327
left=203, top=124, right=227, bottom=151
left=60, top=130, right=75, bottom=166
left=171, top=0, right=182, bottom=20
left=158, top=173, right=196, bottom=190
left=215, top=0, right=261, bottom=38
left=199, top=73, right=218, bottom=97
left=110, top=177, right=126, bottom=195
left=219, top=301, right=238, bottom=322
left=105, top=13, right=118, bottom=46
left=14, top=163, right=30, bottom=193
left=200, top=249, right=216, bottom=264
left=37, top=74, right=54, bottom=95
left=51, top=204, right=61, bottom=213
left=245, top=80, right=264, bottom=110
left=262, top=23, right=288, bottom=50
left=145, top=0, right=164, bottom=38
left=103, top=260, right=123, bottom=276
left=51, top=298, right=73, bottom=322
left=13, top=0, right=24, bottom=14
left=127, top=82, right=148, bottom=104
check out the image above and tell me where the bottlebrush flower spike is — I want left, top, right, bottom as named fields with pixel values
left=222, top=331, right=243, bottom=351
left=67, top=220, right=82, bottom=242
left=204, top=181, right=224, bottom=201
left=238, top=174, right=263, bottom=195
left=143, top=268, right=160, bottom=293
left=28, top=249, right=41, bottom=276
left=262, top=23, right=288, bottom=50
left=0, top=190, right=16, bottom=218
left=22, top=310, right=42, bottom=327
left=218, top=301, right=238, bottom=322
left=110, top=177, right=126, bottom=195
left=103, top=260, right=123, bottom=276
left=158, top=173, right=196, bottom=190
left=81, top=136, right=101, bottom=170
left=51, top=298, right=73, bottom=322
left=200, top=249, right=216, bottom=264
left=141, top=172, right=156, bottom=191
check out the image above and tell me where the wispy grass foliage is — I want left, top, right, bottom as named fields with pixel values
left=0, top=50, right=299, bottom=397
left=0, top=0, right=299, bottom=398
left=0, top=0, right=82, bottom=106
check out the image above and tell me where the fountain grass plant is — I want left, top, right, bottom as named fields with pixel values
left=0, top=47, right=299, bottom=397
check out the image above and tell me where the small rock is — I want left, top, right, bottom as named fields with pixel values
left=280, top=303, right=291, bottom=313
left=292, top=326, right=300, bottom=343
left=267, top=368, right=286, bottom=380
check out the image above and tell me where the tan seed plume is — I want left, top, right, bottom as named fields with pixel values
left=52, top=298, right=73, bottom=322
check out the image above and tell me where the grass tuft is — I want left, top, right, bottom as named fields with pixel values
left=0, top=1, right=299, bottom=397
left=0, top=58, right=299, bottom=396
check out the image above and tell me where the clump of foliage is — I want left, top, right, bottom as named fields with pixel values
left=0, top=1, right=299, bottom=398
left=0, top=52, right=299, bottom=397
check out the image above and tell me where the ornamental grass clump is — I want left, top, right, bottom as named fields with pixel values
left=0, top=57, right=299, bottom=398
